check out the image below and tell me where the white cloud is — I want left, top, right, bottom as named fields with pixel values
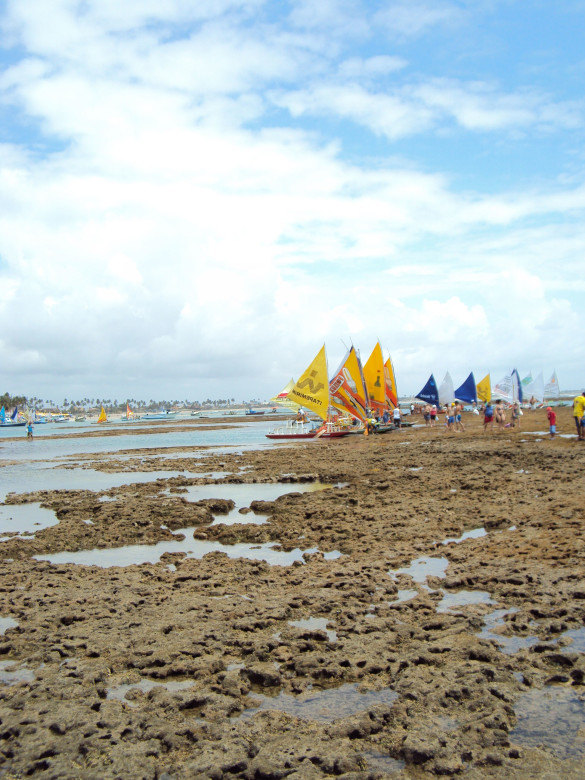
left=0, top=0, right=584, bottom=400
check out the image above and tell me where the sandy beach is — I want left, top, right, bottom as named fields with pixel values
left=1, top=407, right=584, bottom=779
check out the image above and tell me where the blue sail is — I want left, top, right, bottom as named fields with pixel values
left=416, top=374, right=439, bottom=405
left=512, top=369, right=523, bottom=403
left=454, top=372, right=477, bottom=404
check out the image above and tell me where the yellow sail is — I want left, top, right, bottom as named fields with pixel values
left=363, top=342, right=386, bottom=414
left=97, top=406, right=107, bottom=423
left=329, top=347, right=368, bottom=421
left=270, top=379, right=299, bottom=410
left=288, top=346, right=329, bottom=421
left=476, top=374, right=491, bottom=403
left=384, top=356, right=398, bottom=409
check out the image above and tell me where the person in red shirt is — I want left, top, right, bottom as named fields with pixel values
left=546, top=406, right=556, bottom=439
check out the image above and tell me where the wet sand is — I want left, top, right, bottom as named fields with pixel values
left=1, top=407, right=585, bottom=779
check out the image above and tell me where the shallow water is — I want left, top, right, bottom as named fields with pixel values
left=107, top=678, right=194, bottom=705
left=441, top=527, right=487, bottom=545
left=34, top=530, right=341, bottom=568
left=478, top=608, right=540, bottom=654
left=437, top=589, right=495, bottom=612
left=288, top=617, right=337, bottom=642
left=511, top=686, right=585, bottom=759
left=391, top=556, right=449, bottom=584
left=179, top=482, right=333, bottom=526
left=0, top=660, right=35, bottom=685
left=240, top=682, right=398, bottom=722
left=0, top=616, right=18, bottom=634
left=0, top=503, right=59, bottom=540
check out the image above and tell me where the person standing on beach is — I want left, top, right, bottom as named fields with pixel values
left=511, top=402, right=521, bottom=429
left=26, top=421, right=33, bottom=440
left=494, top=400, right=506, bottom=431
left=455, top=402, right=465, bottom=432
left=423, top=404, right=431, bottom=426
left=430, top=405, right=437, bottom=427
left=393, top=406, right=402, bottom=429
left=483, top=401, right=494, bottom=432
left=573, top=392, right=585, bottom=440
left=546, top=406, right=556, bottom=439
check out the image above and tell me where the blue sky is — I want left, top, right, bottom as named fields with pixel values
left=1, top=0, right=584, bottom=403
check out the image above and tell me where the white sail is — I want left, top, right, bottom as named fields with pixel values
left=544, top=371, right=560, bottom=399
left=493, top=369, right=522, bottom=402
left=438, top=371, right=455, bottom=406
left=523, top=371, right=545, bottom=404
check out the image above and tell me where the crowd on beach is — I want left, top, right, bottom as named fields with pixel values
left=411, top=392, right=585, bottom=441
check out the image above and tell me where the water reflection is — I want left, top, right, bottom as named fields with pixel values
left=240, top=682, right=398, bottom=722
left=511, top=686, right=585, bottom=759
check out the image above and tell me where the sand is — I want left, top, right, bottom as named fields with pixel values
left=1, top=407, right=584, bottom=779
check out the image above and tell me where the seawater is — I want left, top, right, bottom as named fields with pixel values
left=0, top=419, right=282, bottom=501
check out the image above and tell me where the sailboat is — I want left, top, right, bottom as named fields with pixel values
left=416, top=374, right=439, bottom=406
left=438, top=372, right=455, bottom=407
left=544, top=371, right=560, bottom=400
left=329, top=346, right=369, bottom=423
left=363, top=343, right=388, bottom=417
left=97, top=406, right=108, bottom=424
left=476, top=374, right=491, bottom=403
left=384, top=356, right=398, bottom=409
left=0, top=406, right=26, bottom=427
left=523, top=371, right=545, bottom=405
left=121, top=403, right=140, bottom=421
left=266, top=346, right=351, bottom=439
left=493, top=369, right=523, bottom=403
left=454, top=372, right=477, bottom=404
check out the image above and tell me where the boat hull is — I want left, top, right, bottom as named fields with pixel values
left=265, top=430, right=349, bottom=440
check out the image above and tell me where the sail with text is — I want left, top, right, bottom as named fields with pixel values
left=384, top=356, right=398, bottom=409
left=544, top=371, right=560, bottom=400
left=288, top=346, right=330, bottom=421
left=416, top=374, right=439, bottom=405
left=493, top=369, right=523, bottom=403
left=476, top=374, right=491, bottom=403
left=454, top=372, right=477, bottom=404
left=438, top=372, right=455, bottom=406
left=329, top=346, right=368, bottom=422
left=363, top=342, right=387, bottom=415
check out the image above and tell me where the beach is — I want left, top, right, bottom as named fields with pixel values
left=1, top=407, right=585, bottom=779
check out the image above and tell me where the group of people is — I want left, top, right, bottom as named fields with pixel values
left=482, top=399, right=522, bottom=433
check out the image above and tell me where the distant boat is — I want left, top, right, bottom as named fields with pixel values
left=97, top=406, right=108, bottom=424
left=121, top=403, right=140, bottom=421
left=245, top=408, right=265, bottom=415
left=141, top=410, right=178, bottom=420
left=0, top=405, right=26, bottom=427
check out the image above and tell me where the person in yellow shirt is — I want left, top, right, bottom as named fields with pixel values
left=573, top=393, right=585, bottom=440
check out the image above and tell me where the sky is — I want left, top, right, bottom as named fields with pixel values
left=1, top=0, right=584, bottom=405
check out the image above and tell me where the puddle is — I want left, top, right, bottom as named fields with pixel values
left=390, top=556, right=449, bottom=585
left=478, top=608, right=539, bottom=654
left=389, top=589, right=418, bottom=604
left=34, top=530, right=341, bottom=568
left=0, top=616, right=18, bottom=634
left=441, top=527, right=487, bottom=545
left=361, top=750, right=405, bottom=774
left=0, top=660, right=35, bottom=685
left=178, top=482, right=333, bottom=526
left=288, top=617, right=337, bottom=642
left=437, top=590, right=495, bottom=612
left=0, top=503, right=59, bottom=541
left=561, top=627, right=585, bottom=653
left=240, top=682, right=398, bottom=722
left=511, top=686, right=585, bottom=759
left=107, top=678, right=194, bottom=705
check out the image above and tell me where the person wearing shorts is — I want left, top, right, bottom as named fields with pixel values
left=573, top=393, right=585, bottom=440
left=430, top=405, right=437, bottom=426
left=546, top=406, right=556, bottom=439
left=483, top=401, right=494, bottom=432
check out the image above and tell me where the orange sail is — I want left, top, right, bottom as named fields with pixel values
left=329, top=347, right=368, bottom=421
left=384, top=356, right=398, bottom=409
